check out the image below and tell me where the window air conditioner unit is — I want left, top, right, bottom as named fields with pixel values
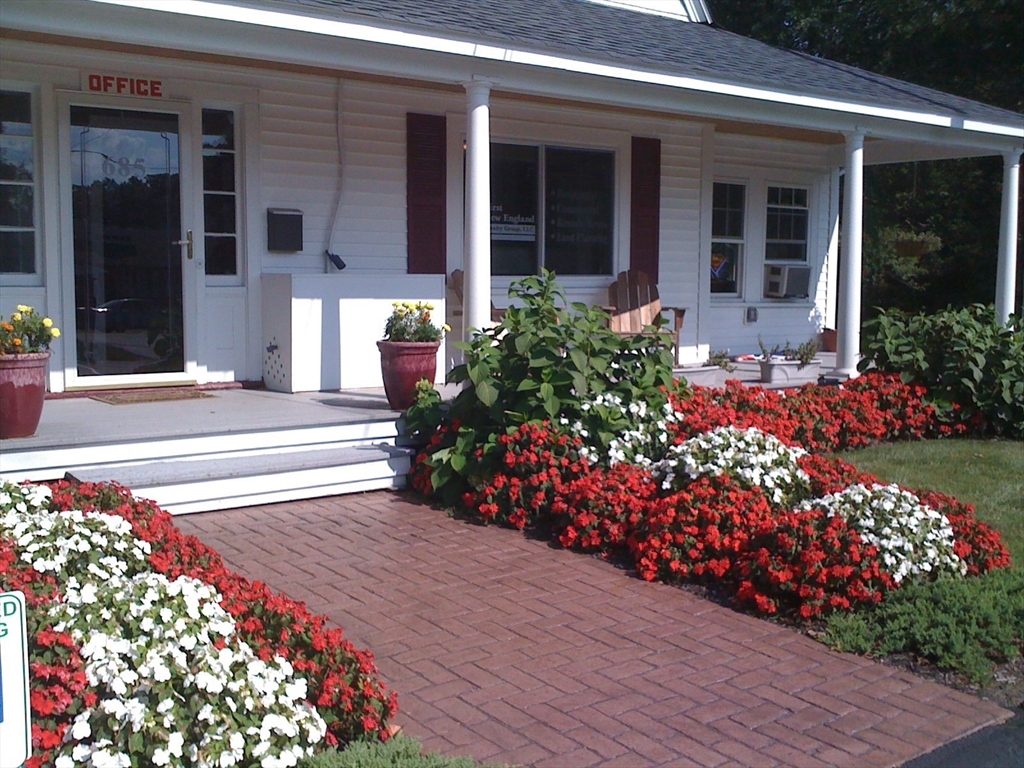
left=764, top=265, right=811, bottom=298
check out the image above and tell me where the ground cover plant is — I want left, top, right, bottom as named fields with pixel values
left=830, top=438, right=1024, bottom=696
left=410, top=276, right=1018, bottom=686
left=823, top=567, right=1024, bottom=684
left=299, top=735, right=506, bottom=768
left=1, top=480, right=397, bottom=766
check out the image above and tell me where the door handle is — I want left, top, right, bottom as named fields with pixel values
left=173, top=229, right=194, bottom=260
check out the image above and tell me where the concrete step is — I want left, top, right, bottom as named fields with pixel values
left=1, top=420, right=403, bottom=482
left=66, top=443, right=415, bottom=515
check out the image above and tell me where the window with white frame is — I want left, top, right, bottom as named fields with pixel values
left=765, top=186, right=808, bottom=262
left=711, top=181, right=744, bottom=295
left=490, top=143, right=614, bottom=276
left=0, top=90, right=37, bottom=275
left=763, top=185, right=811, bottom=299
left=201, top=107, right=238, bottom=277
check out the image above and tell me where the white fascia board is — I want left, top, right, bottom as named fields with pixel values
left=963, top=120, right=1024, bottom=139
left=80, top=0, right=1024, bottom=140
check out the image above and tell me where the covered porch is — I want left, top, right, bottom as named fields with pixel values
left=0, top=354, right=837, bottom=514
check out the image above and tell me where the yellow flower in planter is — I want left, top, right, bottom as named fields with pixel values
left=0, top=305, right=60, bottom=355
left=383, top=301, right=447, bottom=342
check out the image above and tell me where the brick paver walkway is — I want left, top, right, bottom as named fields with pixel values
left=176, top=492, right=1011, bottom=767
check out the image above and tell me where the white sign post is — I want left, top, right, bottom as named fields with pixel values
left=0, top=591, right=31, bottom=768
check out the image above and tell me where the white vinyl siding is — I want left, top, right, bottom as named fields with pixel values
left=655, top=122, right=704, bottom=350
left=259, top=79, right=339, bottom=273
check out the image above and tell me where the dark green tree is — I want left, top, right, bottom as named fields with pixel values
left=708, top=0, right=1024, bottom=314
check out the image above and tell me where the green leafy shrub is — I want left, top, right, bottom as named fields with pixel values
left=410, top=270, right=677, bottom=506
left=300, top=735, right=505, bottom=768
left=859, top=304, right=1024, bottom=437
left=823, top=567, right=1024, bottom=683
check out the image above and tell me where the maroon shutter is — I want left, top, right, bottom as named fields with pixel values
left=630, top=136, right=661, bottom=281
left=406, top=113, right=447, bottom=274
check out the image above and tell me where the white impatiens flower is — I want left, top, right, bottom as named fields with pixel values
left=654, top=426, right=810, bottom=504
left=0, top=485, right=151, bottom=585
left=1, top=480, right=327, bottom=768
left=168, top=732, right=185, bottom=757
left=71, top=716, right=92, bottom=740
left=799, top=483, right=966, bottom=583
left=48, top=571, right=327, bottom=766
left=572, top=393, right=679, bottom=469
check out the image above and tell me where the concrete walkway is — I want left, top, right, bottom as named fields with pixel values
left=176, top=492, right=1011, bottom=768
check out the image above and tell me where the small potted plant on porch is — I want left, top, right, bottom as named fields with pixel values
left=0, top=305, right=60, bottom=438
left=758, top=336, right=821, bottom=386
left=377, top=301, right=449, bottom=411
left=677, top=349, right=735, bottom=388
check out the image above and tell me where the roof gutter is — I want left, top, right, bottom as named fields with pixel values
left=80, top=0, right=1022, bottom=141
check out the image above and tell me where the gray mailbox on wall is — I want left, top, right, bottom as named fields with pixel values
left=267, top=208, right=303, bottom=252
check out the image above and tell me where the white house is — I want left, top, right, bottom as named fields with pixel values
left=1, top=0, right=1021, bottom=394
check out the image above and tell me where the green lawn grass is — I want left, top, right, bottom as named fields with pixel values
left=837, top=439, right=1024, bottom=568
left=301, top=736, right=508, bottom=768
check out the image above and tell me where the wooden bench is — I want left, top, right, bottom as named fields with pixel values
left=606, top=269, right=686, bottom=358
left=449, top=269, right=506, bottom=323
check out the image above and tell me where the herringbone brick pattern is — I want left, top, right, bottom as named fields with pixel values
left=176, top=492, right=1011, bottom=767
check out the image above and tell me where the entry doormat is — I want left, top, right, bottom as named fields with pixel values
left=89, top=389, right=216, bottom=405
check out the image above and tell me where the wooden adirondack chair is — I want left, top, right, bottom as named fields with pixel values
left=449, top=269, right=506, bottom=322
left=606, top=269, right=686, bottom=358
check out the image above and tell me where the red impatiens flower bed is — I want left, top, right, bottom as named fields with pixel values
left=667, top=373, right=966, bottom=452
left=412, top=374, right=1010, bottom=623
left=3, top=481, right=397, bottom=764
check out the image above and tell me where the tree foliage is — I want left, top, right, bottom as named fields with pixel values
left=708, top=0, right=1024, bottom=314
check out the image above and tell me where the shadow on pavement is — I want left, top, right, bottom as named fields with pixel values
left=906, top=709, right=1023, bottom=768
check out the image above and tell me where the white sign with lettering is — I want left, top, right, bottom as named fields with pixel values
left=0, top=591, right=31, bottom=768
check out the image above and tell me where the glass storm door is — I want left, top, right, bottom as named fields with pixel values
left=70, top=106, right=185, bottom=378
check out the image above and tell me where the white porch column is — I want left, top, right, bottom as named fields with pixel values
left=995, top=150, right=1022, bottom=325
left=463, top=79, right=493, bottom=340
left=835, top=132, right=865, bottom=379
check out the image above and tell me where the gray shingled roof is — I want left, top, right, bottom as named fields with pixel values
left=251, top=0, right=1022, bottom=128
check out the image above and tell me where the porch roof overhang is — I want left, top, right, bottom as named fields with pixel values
left=2, top=0, right=1021, bottom=162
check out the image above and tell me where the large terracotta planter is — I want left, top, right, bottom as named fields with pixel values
left=0, top=351, right=50, bottom=439
left=377, top=340, right=440, bottom=411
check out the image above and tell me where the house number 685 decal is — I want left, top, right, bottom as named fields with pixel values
left=101, top=156, right=146, bottom=178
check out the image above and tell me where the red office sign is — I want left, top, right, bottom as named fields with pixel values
left=83, top=72, right=165, bottom=98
